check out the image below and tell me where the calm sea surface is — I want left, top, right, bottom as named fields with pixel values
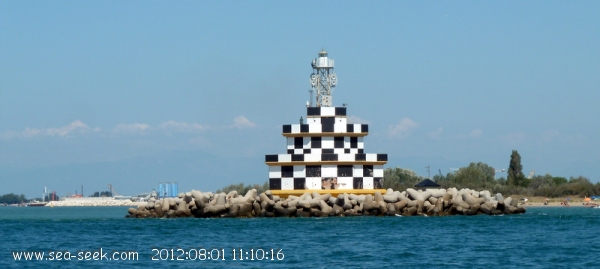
left=1, top=206, right=599, bottom=268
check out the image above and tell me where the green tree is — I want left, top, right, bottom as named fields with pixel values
left=552, top=177, right=568, bottom=186
left=216, top=181, right=270, bottom=195
left=90, top=191, right=112, bottom=197
left=438, top=162, right=497, bottom=189
left=507, top=150, right=526, bottom=187
left=453, top=162, right=495, bottom=188
left=528, top=174, right=553, bottom=189
left=216, top=183, right=247, bottom=195
left=0, top=193, right=27, bottom=204
left=383, top=167, right=424, bottom=191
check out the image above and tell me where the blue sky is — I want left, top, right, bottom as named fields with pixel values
left=1, top=2, right=599, bottom=198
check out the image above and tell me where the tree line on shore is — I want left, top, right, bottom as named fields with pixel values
left=4, top=150, right=593, bottom=202
left=385, top=166, right=597, bottom=198
left=0, top=191, right=108, bottom=204
left=0, top=193, right=61, bottom=204
left=219, top=150, right=598, bottom=199
left=385, top=150, right=599, bottom=198
left=0, top=193, right=28, bottom=204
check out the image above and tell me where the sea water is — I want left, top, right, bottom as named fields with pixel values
left=1, top=206, right=599, bottom=268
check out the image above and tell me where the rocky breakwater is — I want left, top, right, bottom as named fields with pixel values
left=126, top=187, right=525, bottom=218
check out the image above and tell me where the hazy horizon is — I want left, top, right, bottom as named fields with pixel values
left=2, top=2, right=599, bottom=198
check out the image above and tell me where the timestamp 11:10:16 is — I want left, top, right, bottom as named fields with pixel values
left=231, top=248, right=284, bottom=261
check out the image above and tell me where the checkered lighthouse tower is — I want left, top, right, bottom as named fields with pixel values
left=265, top=50, right=388, bottom=197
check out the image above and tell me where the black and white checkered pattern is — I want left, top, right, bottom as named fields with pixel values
left=268, top=165, right=384, bottom=190
left=285, top=136, right=364, bottom=153
left=266, top=106, right=387, bottom=191
left=283, top=107, right=367, bottom=135
left=306, top=107, right=347, bottom=117
left=282, top=123, right=368, bottom=135
left=265, top=153, right=387, bottom=163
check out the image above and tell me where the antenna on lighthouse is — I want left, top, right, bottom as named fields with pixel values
left=309, top=49, right=336, bottom=107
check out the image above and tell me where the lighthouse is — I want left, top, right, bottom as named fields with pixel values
left=265, top=50, right=388, bottom=197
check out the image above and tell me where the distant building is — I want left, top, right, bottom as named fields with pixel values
left=414, top=179, right=441, bottom=191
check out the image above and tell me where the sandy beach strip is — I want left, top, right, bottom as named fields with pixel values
left=523, top=202, right=588, bottom=207
left=46, top=200, right=146, bottom=207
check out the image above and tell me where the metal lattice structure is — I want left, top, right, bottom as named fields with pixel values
left=309, top=49, right=337, bottom=107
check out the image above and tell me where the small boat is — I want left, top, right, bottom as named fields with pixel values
left=27, top=201, right=48, bottom=207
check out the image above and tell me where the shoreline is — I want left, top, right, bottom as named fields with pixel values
left=46, top=200, right=146, bottom=207
left=523, top=202, right=595, bottom=208
left=503, top=195, right=598, bottom=208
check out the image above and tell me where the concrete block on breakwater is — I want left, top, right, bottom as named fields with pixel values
left=125, top=188, right=526, bottom=218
